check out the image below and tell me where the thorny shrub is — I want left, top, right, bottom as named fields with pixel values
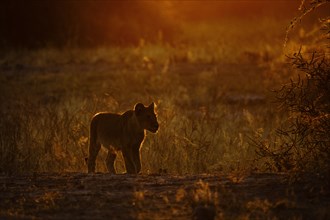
left=253, top=12, right=329, bottom=180
left=253, top=50, right=330, bottom=174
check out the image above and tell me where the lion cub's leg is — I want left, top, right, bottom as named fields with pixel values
left=87, top=142, right=101, bottom=173
left=122, top=144, right=142, bottom=174
left=106, top=150, right=117, bottom=174
left=122, top=148, right=137, bottom=174
left=132, top=146, right=141, bottom=174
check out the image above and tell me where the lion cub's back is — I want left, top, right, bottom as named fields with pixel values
left=92, top=112, right=128, bottom=148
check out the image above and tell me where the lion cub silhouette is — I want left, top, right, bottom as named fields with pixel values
left=87, top=103, right=159, bottom=174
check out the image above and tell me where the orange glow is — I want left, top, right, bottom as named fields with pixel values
left=1, top=1, right=306, bottom=48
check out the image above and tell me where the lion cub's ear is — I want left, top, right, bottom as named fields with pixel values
left=135, top=103, right=145, bottom=116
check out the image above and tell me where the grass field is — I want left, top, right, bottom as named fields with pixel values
left=0, top=15, right=319, bottom=175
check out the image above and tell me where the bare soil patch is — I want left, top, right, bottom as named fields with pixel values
left=0, top=173, right=328, bottom=219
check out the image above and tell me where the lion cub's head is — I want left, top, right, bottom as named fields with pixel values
left=135, top=102, right=159, bottom=133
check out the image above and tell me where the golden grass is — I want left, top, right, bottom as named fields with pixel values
left=0, top=17, right=316, bottom=174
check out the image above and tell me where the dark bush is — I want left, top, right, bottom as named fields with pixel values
left=253, top=49, right=330, bottom=174
left=253, top=6, right=329, bottom=179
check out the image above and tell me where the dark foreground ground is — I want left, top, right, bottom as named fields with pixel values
left=0, top=173, right=329, bottom=220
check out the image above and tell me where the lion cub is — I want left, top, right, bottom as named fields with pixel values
left=87, top=103, right=159, bottom=174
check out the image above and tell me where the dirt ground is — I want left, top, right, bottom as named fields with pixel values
left=0, top=172, right=329, bottom=220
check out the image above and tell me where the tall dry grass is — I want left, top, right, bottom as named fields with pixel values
left=0, top=18, right=306, bottom=174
